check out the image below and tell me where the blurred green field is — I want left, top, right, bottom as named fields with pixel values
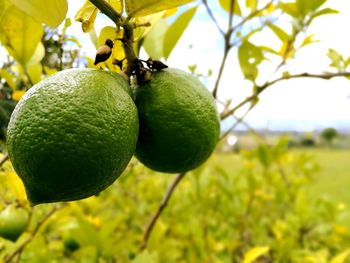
left=1, top=146, right=350, bottom=262
left=298, top=148, right=350, bottom=204
left=215, top=148, right=350, bottom=205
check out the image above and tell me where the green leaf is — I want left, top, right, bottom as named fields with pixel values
left=300, top=34, right=319, bottom=48
left=345, top=57, right=350, bottom=69
left=296, top=0, right=326, bottom=14
left=259, top=45, right=279, bottom=55
left=125, top=0, right=194, bottom=18
left=246, top=0, right=257, bottom=10
left=74, top=0, right=98, bottom=33
left=26, top=42, right=45, bottom=66
left=0, top=69, right=16, bottom=90
left=98, top=26, right=124, bottom=70
left=143, top=19, right=169, bottom=60
left=27, top=63, right=43, bottom=84
left=9, top=0, right=68, bottom=27
left=278, top=2, right=299, bottom=18
left=311, top=8, right=339, bottom=20
left=0, top=0, right=11, bottom=19
left=0, top=5, right=44, bottom=66
left=243, top=246, right=270, bottom=263
left=238, top=41, right=264, bottom=81
left=132, top=12, right=165, bottom=41
left=107, top=0, right=123, bottom=13
left=328, top=48, right=344, bottom=70
left=330, top=250, right=350, bottom=263
left=163, top=6, right=197, bottom=59
left=132, top=250, right=158, bottom=263
left=267, top=23, right=290, bottom=42
left=219, top=0, right=242, bottom=15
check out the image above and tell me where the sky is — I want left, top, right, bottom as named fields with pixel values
left=2, top=0, right=350, bottom=132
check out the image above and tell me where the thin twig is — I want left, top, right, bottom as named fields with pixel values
left=212, top=43, right=230, bottom=98
left=140, top=172, right=186, bottom=251
left=231, top=0, right=273, bottom=33
left=202, top=0, right=224, bottom=35
left=219, top=104, right=254, bottom=141
left=228, top=0, right=235, bottom=29
left=220, top=71, right=350, bottom=120
left=3, top=205, right=65, bottom=263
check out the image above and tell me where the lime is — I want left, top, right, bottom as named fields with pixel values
left=135, top=68, right=220, bottom=173
left=7, top=69, right=139, bottom=205
left=0, top=204, right=29, bottom=242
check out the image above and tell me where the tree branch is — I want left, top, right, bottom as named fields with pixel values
left=231, top=0, right=273, bottom=33
left=88, top=0, right=123, bottom=25
left=140, top=172, right=186, bottom=251
left=220, top=71, right=350, bottom=120
left=202, top=0, right=224, bottom=35
left=3, top=205, right=65, bottom=263
left=88, top=0, right=139, bottom=77
left=212, top=42, right=230, bottom=98
left=228, top=0, right=235, bottom=29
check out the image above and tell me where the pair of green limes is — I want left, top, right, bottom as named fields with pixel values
left=6, top=68, right=220, bottom=205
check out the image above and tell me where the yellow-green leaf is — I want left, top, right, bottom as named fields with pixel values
left=311, top=8, right=339, bottom=20
left=163, top=6, right=197, bottom=59
left=278, top=2, right=299, bottom=18
left=98, top=27, right=118, bottom=47
left=0, top=69, right=16, bottom=90
left=0, top=0, right=11, bottom=18
left=0, top=5, right=44, bottom=66
left=143, top=19, right=168, bottom=60
left=27, top=63, right=43, bottom=84
left=12, top=90, right=26, bottom=101
left=125, top=0, right=194, bottom=18
left=43, top=66, right=58, bottom=76
left=267, top=23, right=290, bottom=42
left=97, top=26, right=124, bottom=71
left=27, top=42, right=45, bottom=66
left=219, top=0, right=241, bottom=15
left=296, top=0, right=326, bottom=14
left=300, top=34, right=319, bottom=48
left=243, top=246, right=270, bottom=263
left=107, top=0, right=123, bottom=13
left=133, top=11, right=164, bottom=41
left=74, top=1, right=98, bottom=33
left=330, top=250, right=350, bottom=263
left=238, top=41, right=264, bottom=81
left=246, top=0, right=257, bottom=10
left=9, top=0, right=68, bottom=27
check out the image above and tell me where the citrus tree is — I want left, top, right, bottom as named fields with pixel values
left=1, top=0, right=350, bottom=262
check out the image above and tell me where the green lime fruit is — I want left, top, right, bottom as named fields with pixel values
left=7, top=69, right=139, bottom=205
left=135, top=68, right=220, bottom=173
left=0, top=205, right=29, bottom=242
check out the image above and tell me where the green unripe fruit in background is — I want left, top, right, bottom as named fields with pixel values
left=0, top=204, right=29, bottom=242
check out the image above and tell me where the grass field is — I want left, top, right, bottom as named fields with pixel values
left=213, top=148, right=350, bottom=204
left=300, top=148, right=350, bottom=204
